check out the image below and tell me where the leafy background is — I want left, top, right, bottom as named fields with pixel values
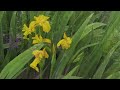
left=0, top=11, right=120, bottom=79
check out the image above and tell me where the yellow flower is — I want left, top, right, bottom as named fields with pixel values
left=32, top=35, right=42, bottom=44
left=30, top=48, right=49, bottom=72
left=22, top=24, right=31, bottom=40
left=34, top=15, right=51, bottom=33
left=29, top=21, right=37, bottom=32
left=32, top=50, right=44, bottom=59
left=41, top=21, right=51, bottom=33
left=30, top=58, right=40, bottom=72
left=57, top=33, right=72, bottom=49
left=32, top=34, right=51, bottom=44
left=34, top=15, right=49, bottom=25
left=22, top=24, right=31, bottom=36
left=22, top=21, right=37, bottom=40
left=32, top=49, right=49, bottom=59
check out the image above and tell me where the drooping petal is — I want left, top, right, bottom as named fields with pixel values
left=43, top=48, right=49, bottom=58
left=29, top=21, right=37, bottom=32
left=32, top=50, right=40, bottom=58
left=66, top=37, right=72, bottom=44
left=41, top=21, right=51, bottom=33
left=43, top=38, right=51, bottom=44
left=32, top=40, right=39, bottom=44
left=34, top=15, right=49, bottom=25
left=57, top=40, right=64, bottom=47
left=39, top=35, right=43, bottom=41
left=30, top=58, right=40, bottom=72
left=32, top=35, right=51, bottom=44
left=32, top=35, right=43, bottom=44
left=38, top=54, right=43, bottom=59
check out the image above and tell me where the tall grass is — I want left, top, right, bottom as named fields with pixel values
left=0, top=11, right=120, bottom=79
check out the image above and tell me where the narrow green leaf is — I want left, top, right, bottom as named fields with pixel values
left=0, top=11, right=4, bottom=64
left=68, top=43, right=99, bottom=65
left=80, top=22, right=106, bottom=40
left=106, top=71, right=120, bottom=79
left=50, top=44, right=56, bottom=78
left=62, top=76, right=83, bottom=79
left=62, top=65, right=79, bottom=79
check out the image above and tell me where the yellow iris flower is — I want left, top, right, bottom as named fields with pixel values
left=22, top=21, right=37, bottom=40
left=34, top=15, right=51, bottom=33
left=34, top=15, right=49, bottom=24
left=57, top=33, right=72, bottom=49
left=22, top=24, right=31, bottom=35
left=30, top=48, right=49, bottom=72
left=30, top=58, right=40, bottom=72
left=22, top=24, right=31, bottom=40
left=32, top=34, right=51, bottom=44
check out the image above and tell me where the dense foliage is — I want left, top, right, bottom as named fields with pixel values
left=0, top=11, right=120, bottom=79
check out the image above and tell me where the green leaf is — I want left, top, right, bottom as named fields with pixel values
left=106, top=71, right=120, bottom=79
left=62, top=65, right=79, bottom=79
left=9, top=11, right=17, bottom=39
left=93, top=41, right=120, bottom=79
left=103, top=56, right=120, bottom=78
left=68, top=43, right=99, bottom=65
left=12, top=67, right=27, bottom=79
left=80, top=22, right=106, bottom=40
left=21, top=11, right=28, bottom=25
left=0, top=11, right=4, bottom=63
left=79, top=12, right=120, bottom=78
left=29, top=11, right=36, bottom=22
left=72, top=13, right=94, bottom=47
left=62, top=76, right=83, bottom=79
left=73, top=52, right=84, bottom=63
left=50, top=44, right=56, bottom=78
left=0, top=43, right=44, bottom=79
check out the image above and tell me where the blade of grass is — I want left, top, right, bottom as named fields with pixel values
left=62, top=65, right=79, bottom=79
left=106, top=71, right=120, bottom=79
left=50, top=44, right=56, bottom=78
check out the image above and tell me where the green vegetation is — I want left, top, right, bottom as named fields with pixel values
left=0, top=11, right=120, bottom=79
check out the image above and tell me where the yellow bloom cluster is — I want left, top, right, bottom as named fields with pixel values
left=22, top=15, right=51, bottom=41
left=22, top=15, right=51, bottom=72
left=30, top=48, right=49, bottom=72
left=22, top=14, right=72, bottom=72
